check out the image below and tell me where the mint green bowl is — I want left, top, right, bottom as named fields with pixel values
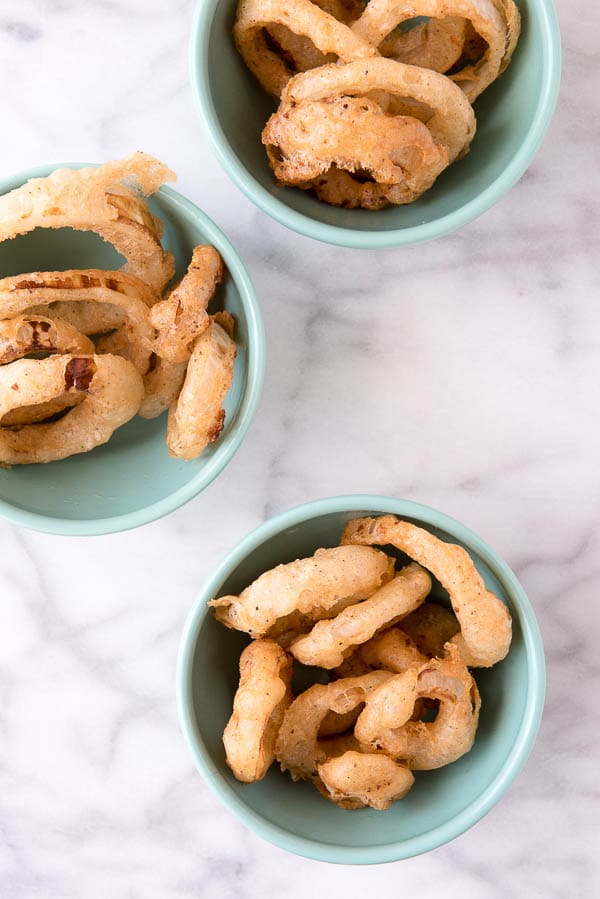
left=0, top=164, right=264, bottom=536
left=177, top=495, right=545, bottom=863
left=191, top=0, right=561, bottom=247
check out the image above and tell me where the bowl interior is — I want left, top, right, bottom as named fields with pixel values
left=183, top=505, right=537, bottom=860
left=0, top=172, right=257, bottom=531
left=199, top=0, right=555, bottom=240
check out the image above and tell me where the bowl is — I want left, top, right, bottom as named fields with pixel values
left=190, top=0, right=561, bottom=248
left=177, top=494, right=545, bottom=863
left=0, top=163, right=265, bottom=536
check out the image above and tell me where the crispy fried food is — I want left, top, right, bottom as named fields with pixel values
left=355, top=644, right=480, bottom=769
left=150, top=245, right=223, bottom=364
left=223, top=639, right=293, bottom=783
left=276, top=670, right=393, bottom=781
left=351, top=0, right=520, bottom=102
left=318, top=750, right=414, bottom=809
left=0, top=393, right=85, bottom=428
left=0, top=269, right=156, bottom=374
left=263, top=95, right=449, bottom=206
left=0, top=314, right=94, bottom=364
left=25, top=301, right=126, bottom=336
left=342, top=515, right=511, bottom=667
left=138, top=356, right=188, bottom=420
left=0, top=153, right=175, bottom=291
left=166, top=315, right=236, bottom=460
left=400, top=601, right=460, bottom=657
left=234, top=0, right=376, bottom=98
left=380, top=16, right=467, bottom=72
left=360, top=626, right=430, bottom=672
left=0, top=354, right=143, bottom=464
left=209, top=545, right=395, bottom=638
left=289, top=563, right=431, bottom=668
left=281, top=59, right=475, bottom=163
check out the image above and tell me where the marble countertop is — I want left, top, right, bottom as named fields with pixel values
left=1, top=1, right=598, bottom=896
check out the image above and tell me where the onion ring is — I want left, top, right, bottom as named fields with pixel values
left=380, top=16, right=467, bottom=72
left=318, top=750, right=414, bottom=809
left=223, top=639, right=293, bottom=783
left=166, top=314, right=237, bottom=460
left=352, top=0, right=520, bottom=101
left=209, top=545, right=395, bottom=638
left=355, top=644, right=481, bottom=769
left=341, top=515, right=511, bottom=667
left=263, top=95, right=449, bottom=206
left=0, top=153, right=175, bottom=291
left=0, top=354, right=143, bottom=464
left=289, top=562, right=431, bottom=668
left=0, top=270, right=156, bottom=375
left=150, top=245, right=223, bottom=364
left=234, top=0, right=377, bottom=98
left=275, top=670, right=393, bottom=781
left=0, top=314, right=94, bottom=365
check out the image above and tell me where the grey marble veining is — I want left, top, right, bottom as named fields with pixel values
left=1, top=0, right=599, bottom=895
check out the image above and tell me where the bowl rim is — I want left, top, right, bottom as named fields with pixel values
left=190, top=0, right=562, bottom=249
left=0, top=162, right=265, bottom=536
left=177, top=493, right=546, bottom=864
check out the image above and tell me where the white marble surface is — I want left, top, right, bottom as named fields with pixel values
left=1, top=0, right=599, bottom=895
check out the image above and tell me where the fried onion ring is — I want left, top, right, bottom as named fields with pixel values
left=318, top=750, right=414, bottom=810
left=0, top=354, right=143, bottom=464
left=289, top=562, right=432, bottom=668
left=275, top=670, right=393, bottom=781
left=223, top=639, right=293, bottom=783
left=234, top=0, right=377, bottom=98
left=150, top=245, right=223, bottom=364
left=341, top=515, right=511, bottom=667
left=355, top=644, right=481, bottom=769
left=0, top=270, right=156, bottom=375
left=0, top=314, right=94, bottom=365
left=352, top=0, right=520, bottom=101
left=166, top=315, right=237, bottom=460
left=209, top=545, right=395, bottom=638
left=0, top=152, right=175, bottom=291
left=263, top=95, right=449, bottom=206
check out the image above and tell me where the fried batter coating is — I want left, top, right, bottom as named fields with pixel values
left=318, top=750, right=414, bottom=810
left=210, top=545, right=395, bottom=638
left=223, top=639, right=293, bottom=782
left=0, top=153, right=175, bottom=291
left=342, top=515, right=511, bottom=667
left=289, top=562, right=431, bottom=668
left=400, top=601, right=460, bottom=658
left=0, top=314, right=94, bottom=365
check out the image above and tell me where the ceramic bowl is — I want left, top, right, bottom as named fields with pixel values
left=177, top=494, right=545, bottom=862
left=0, top=164, right=264, bottom=535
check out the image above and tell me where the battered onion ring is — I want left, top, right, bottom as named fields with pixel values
left=0, top=270, right=156, bottom=375
left=279, top=58, right=475, bottom=164
left=223, top=639, right=293, bottom=783
left=289, top=562, right=431, bottom=668
left=0, top=315, right=94, bottom=365
left=380, top=16, right=467, bottom=72
left=1, top=393, right=85, bottom=428
left=341, top=515, right=511, bottom=667
left=355, top=644, right=481, bottom=769
left=399, top=601, right=460, bottom=658
left=24, top=301, right=126, bottom=336
left=166, top=314, right=237, bottom=460
left=138, top=356, right=188, bottom=420
left=263, top=95, right=449, bottom=206
left=352, top=0, right=520, bottom=101
left=0, top=354, right=143, bottom=464
left=275, top=670, right=393, bottom=781
left=150, top=245, right=223, bottom=364
left=318, top=751, right=414, bottom=810
left=209, top=545, right=395, bottom=638
left=234, top=0, right=377, bottom=98
left=0, top=152, right=175, bottom=291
